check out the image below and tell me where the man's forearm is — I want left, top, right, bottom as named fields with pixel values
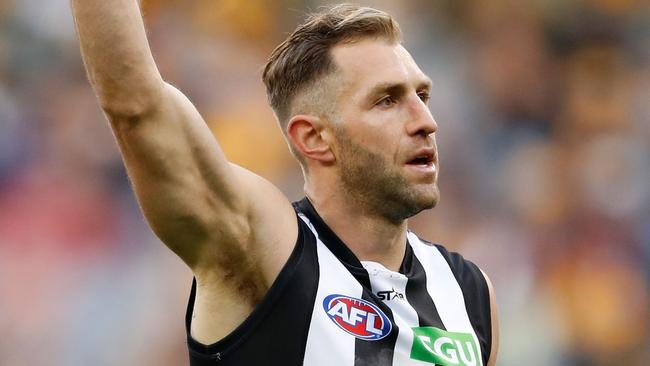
left=71, top=0, right=163, bottom=117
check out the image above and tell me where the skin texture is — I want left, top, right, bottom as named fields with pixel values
left=70, top=1, right=498, bottom=362
left=288, top=39, right=439, bottom=269
left=71, top=0, right=297, bottom=344
left=331, top=41, right=440, bottom=224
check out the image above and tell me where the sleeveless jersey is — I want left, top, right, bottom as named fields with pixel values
left=186, top=198, right=492, bottom=366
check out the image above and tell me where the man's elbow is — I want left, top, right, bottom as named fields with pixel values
left=94, top=78, right=165, bottom=122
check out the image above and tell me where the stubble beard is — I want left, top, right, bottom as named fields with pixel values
left=335, top=130, right=438, bottom=224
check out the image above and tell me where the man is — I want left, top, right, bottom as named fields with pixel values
left=71, top=2, right=498, bottom=365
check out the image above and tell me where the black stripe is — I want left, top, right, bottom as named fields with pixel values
left=185, top=213, right=319, bottom=366
left=296, top=198, right=374, bottom=288
left=354, top=285, right=399, bottom=366
left=297, top=197, right=403, bottom=365
left=433, top=244, right=492, bottom=365
left=404, top=243, right=446, bottom=330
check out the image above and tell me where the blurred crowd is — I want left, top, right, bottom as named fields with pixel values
left=1, top=0, right=648, bottom=365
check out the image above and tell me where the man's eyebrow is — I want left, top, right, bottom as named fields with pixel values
left=419, top=77, right=433, bottom=91
left=365, top=82, right=406, bottom=99
left=365, top=78, right=433, bottom=99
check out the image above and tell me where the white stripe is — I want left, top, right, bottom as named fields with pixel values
left=361, top=261, right=424, bottom=365
left=300, top=214, right=361, bottom=366
left=407, top=232, right=483, bottom=366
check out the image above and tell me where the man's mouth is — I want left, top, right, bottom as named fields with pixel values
left=405, top=149, right=437, bottom=180
left=407, top=155, right=434, bottom=166
left=406, top=149, right=436, bottom=167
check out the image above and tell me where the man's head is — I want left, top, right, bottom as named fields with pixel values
left=263, top=4, right=439, bottom=222
left=263, top=4, right=401, bottom=126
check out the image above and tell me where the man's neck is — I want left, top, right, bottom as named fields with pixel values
left=306, top=188, right=407, bottom=272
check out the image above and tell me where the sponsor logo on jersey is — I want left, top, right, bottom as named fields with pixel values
left=323, top=294, right=392, bottom=341
left=376, top=288, right=405, bottom=301
left=410, top=326, right=482, bottom=366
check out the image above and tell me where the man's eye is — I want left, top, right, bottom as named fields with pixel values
left=376, top=96, right=396, bottom=107
left=418, top=92, right=430, bottom=103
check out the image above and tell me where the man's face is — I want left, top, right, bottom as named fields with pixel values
left=327, top=39, right=440, bottom=222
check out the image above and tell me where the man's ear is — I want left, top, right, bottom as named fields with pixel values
left=286, top=114, right=335, bottom=164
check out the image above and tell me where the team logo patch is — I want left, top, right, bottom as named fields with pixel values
left=410, top=326, right=482, bottom=366
left=323, top=294, right=392, bottom=341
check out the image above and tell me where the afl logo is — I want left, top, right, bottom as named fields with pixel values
left=323, top=294, right=392, bottom=341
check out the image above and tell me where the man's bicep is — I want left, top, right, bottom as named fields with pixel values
left=480, top=269, right=499, bottom=366
left=110, top=83, right=253, bottom=264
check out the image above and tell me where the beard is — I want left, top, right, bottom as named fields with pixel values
left=334, top=128, right=439, bottom=224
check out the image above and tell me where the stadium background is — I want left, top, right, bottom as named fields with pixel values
left=1, top=0, right=649, bottom=364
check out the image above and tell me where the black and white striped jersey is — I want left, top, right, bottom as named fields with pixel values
left=186, top=198, right=492, bottom=366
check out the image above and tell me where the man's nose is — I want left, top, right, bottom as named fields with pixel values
left=405, top=96, right=438, bottom=137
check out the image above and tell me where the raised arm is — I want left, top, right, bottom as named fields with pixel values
left=70, top=0, right=297, bottom=275
left=71, top=0, right=162, bottom=117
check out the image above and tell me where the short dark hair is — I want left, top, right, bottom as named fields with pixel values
left=262, top=4, right=402, bottom=126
